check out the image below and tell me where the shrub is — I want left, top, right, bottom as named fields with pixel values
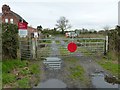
left=2, top=23, right=18, bottom=59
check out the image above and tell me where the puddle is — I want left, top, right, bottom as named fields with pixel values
left=104, top=75, right=120, bottom=84
left=36, top=79, right=67, bottom=88
left=91, top=72, right=119, bottom=88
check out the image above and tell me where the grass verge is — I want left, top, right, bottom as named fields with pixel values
left=2, top=59, right=40, bottom=88
left=97, top=55, right=118, bottom=77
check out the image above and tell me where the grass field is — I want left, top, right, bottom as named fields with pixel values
left=2, top=59, right=40, bottom=88
left=78, top=34, right=105, bottom=38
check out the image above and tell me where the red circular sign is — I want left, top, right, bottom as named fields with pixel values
left=67, top=42, right=77, bottom=52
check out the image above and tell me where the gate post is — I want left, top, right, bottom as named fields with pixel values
left=31, top=38, right=36, bottom=60
left=104, top=36, right=108, bottom=55
left=18, top=37, right=21, bottom=60
left=31, top=37, right=38, bottom=60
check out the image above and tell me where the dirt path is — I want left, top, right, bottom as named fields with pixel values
left=36, top=39, right=87, bottom=88
left=79, top=56, right=104, bottom=75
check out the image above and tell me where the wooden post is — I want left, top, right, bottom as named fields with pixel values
left=32, top=38, right=36, bottom=59
left=18, top=37, right=21, bottom=60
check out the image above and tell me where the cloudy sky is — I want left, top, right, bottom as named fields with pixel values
left=0, top=0, right=119, bottom=30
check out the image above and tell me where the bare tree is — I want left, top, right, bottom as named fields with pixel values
left=103, top=25, right=110, bottom=31
left=55, top=16, right=71, bottom=34
left=103, top=25, right=110, bottom=35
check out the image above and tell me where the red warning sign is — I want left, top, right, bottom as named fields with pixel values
left=18, top=22, right=28, bottom=29
left=67, top=42, right=77, bottom=52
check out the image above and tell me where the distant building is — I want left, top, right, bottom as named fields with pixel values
left=65, top=31, right=78, bottom=38
left=2, top=4, right=27, bottom=25
left=2, top=4, right=36, bottom=36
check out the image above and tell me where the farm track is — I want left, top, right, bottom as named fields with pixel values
left=35, top=37, right=117, bottom=88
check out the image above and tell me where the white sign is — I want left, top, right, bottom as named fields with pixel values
left=34, top=32, right=38, bottom=38
left=19, top=29, right=28, bottom=37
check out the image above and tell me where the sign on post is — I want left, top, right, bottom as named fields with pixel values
left=18, top=22, right=28, bottom=37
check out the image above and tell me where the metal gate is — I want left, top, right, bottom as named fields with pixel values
left=19, top=36, right=108, bottom=61
left=36, top=37, right=108, bottom=70
left=19, top=38, right=33, bottom=60
left=37, top=37, right=108, bottom=59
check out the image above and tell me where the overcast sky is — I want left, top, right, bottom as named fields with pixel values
left=0, top=0, right=119, bottom=30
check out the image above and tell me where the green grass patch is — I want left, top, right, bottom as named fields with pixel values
left=29, top=64, right=40, bottom=74
left=2, top=59, right=28, bottom=73
left=2, top=73, right=16, bottom=84
left=64, top=57, right=90, bottom=85
left=69, top=65, right=85, bottom=81
left=17, top=78, right=30, bottom=88
left=19, top=69, right=30, bottom=76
